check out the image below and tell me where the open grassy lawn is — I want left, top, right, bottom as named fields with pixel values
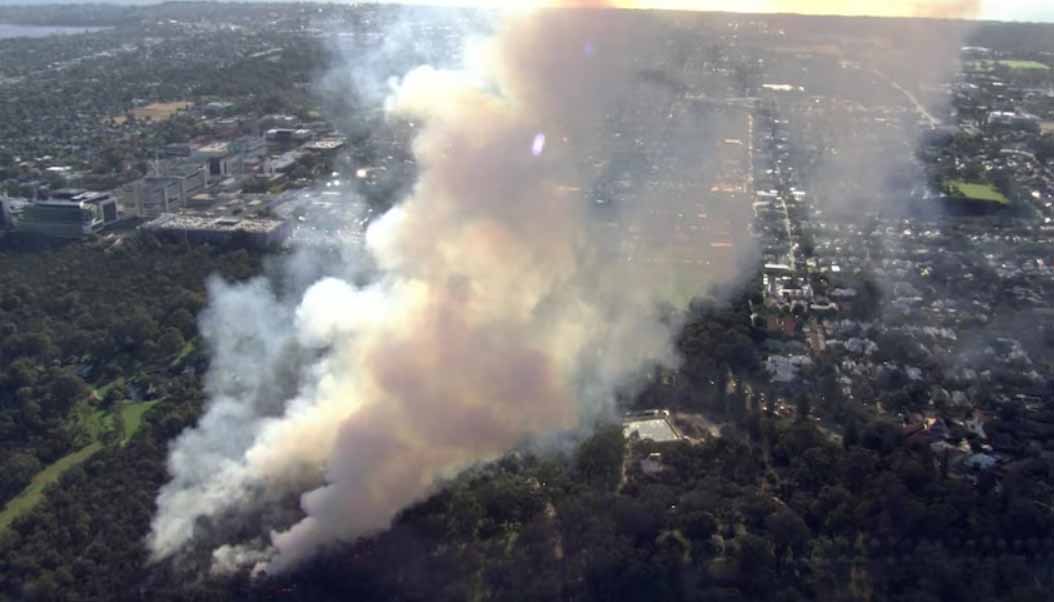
left=111, top=100, right=192, bottom=124
left=968, top=59, right=1050, bottom=71
left=1000, top=60, right=1050, bottom=71
left=0, top=400, right=158, bottom=533
left=947, top=180, right=1009, bottom=205
left=170, top=337, right=198, bottom=368
left=0, top=443, right=103, bottom=532
left=120, top=401, right=159, bottom=445
left=92, top=379, right=120, bottom=401
left=87, top=400, right=158, bottom=445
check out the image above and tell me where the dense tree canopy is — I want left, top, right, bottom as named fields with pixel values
left=0, top=238, right=1050, bottom=602
left=0, top=236, right=260, bottom=515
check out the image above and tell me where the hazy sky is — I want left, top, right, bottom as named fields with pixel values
left=982, top=0, right=1054, bottom=22
left=373, top=0, right=1054, bottom=22
left=0, top=1, right=1051, bottom=23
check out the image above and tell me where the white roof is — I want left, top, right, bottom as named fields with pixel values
left=623, top=419, right=679, bottom=443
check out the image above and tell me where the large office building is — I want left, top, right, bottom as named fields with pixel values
left=16, top=189, right=119, bottom=238
left=142, top=213, right=290, bottom=249
left=137, top=161, right=209, bottom=218
left=194, top=142, right=235, bottom=181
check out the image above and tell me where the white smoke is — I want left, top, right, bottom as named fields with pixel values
left=149, top=6, right=753, bottom=575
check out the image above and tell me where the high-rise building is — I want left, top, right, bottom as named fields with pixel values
left=139, top=161, right=209, bottom=217
left=194, top=143, right=234, bottom=182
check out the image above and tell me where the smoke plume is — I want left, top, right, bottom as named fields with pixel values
left=150, top=6, right=753, bottom=575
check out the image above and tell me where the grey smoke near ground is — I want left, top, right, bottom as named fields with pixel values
left=758, top=18, right=973, bottom=220
left=149, top=7, right=756, bottom=575
left=751, top=17, right=979, bottom=335
left=313, top=6, right=490, bottom=139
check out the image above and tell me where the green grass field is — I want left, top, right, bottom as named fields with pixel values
left=170, top=338, right=198, bottom=368
left=947, top=180, right=1009, bottom=205
left=119, top=401, right=158, bottom=445
left=92, top=379, right=123, bottom=402
left=968, top=59, right=1050, bottom=72
left=0, top=443, right=103, bottom=532
left=0, top=400, right=157, bottom=533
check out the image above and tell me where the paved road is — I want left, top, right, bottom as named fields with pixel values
left=873, top=69, right=941, bottom=127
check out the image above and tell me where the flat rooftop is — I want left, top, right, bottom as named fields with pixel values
left=623, top=418, right=680, bottom=443
left=196, top=142, right=232, bottom=155
left=304, top=138, right=346, bottom=151
left=147, top=160, right=205, bottom=180
left=143, top=213, right=285, bottom=234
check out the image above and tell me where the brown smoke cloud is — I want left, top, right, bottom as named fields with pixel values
left=151, top=6, right=753, bottom=575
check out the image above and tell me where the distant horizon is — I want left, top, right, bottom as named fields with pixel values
left=0, top=0, right=1053, bottom=25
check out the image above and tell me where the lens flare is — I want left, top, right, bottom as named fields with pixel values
left=531, top=132, right=546, bottom=156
